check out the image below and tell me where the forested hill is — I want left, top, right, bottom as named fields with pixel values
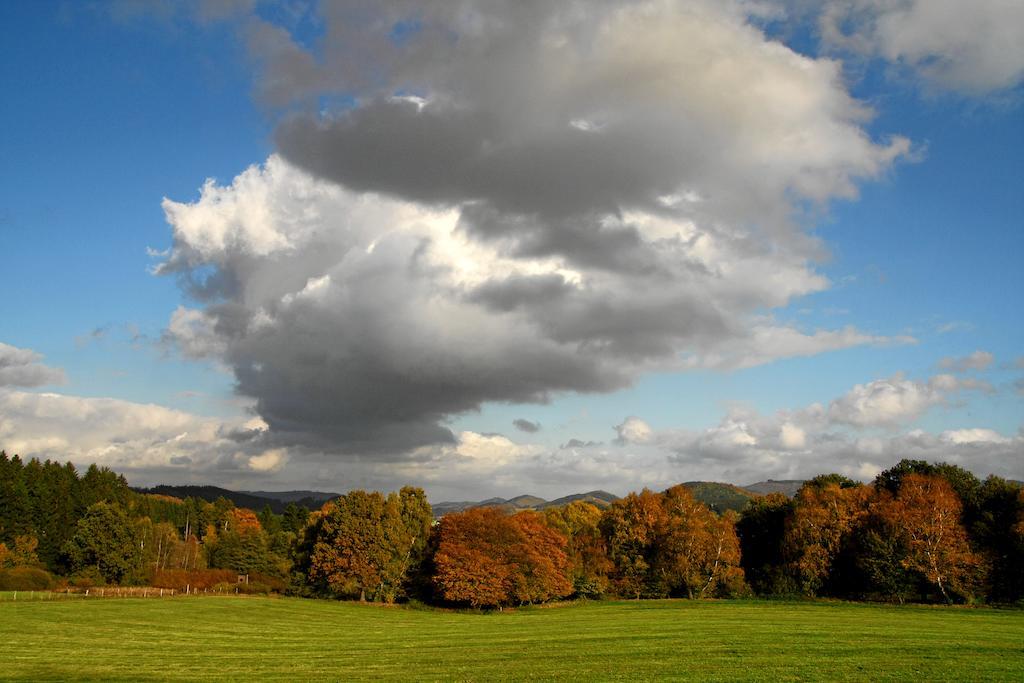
left=246, top=490, right=339, bottom=505
left=679, top=482, right=755, bottom=513
left=431, top=490, right=619, bottom=517
left=743, top=480, right=806, bottom=497
left=136, top=481, right=802, bottom=516
left=430, top=483, right=771, bottom=517
left=133, top=485, right=335, bottom=514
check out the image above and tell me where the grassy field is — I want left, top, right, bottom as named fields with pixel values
left=1, top=597, right=1022, bottom=681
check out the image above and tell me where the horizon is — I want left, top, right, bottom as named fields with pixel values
left=1, top=1, right=1022, bottom=501
left=27, top=454, right=1021, bottom=505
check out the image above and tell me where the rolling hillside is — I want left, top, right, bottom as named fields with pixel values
left=679, top=481, right=756, bottom=513
left=743, top=480, right=805, bottom=497
left=133, top=485, right=337, bottom=514
left=431, top=490, right=620, bottom=517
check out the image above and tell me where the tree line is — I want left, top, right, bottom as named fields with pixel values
left=1, top=450, right=1021, bottom=607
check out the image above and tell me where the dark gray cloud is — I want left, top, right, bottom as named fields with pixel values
left=155, top=1, right=910, bottom=457
left=513, top=419, right=541, bottom=434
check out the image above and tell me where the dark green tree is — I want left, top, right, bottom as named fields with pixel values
left=736, top=493, right=794, bottom=595
left=63, top=502, right=144, bottom=584
left=971, top=476, right=1024, bottom=602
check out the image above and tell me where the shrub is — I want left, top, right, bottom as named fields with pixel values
left=0, top=566, right=55, bottom=591
left=151, top=569, right=237, bottom=590
left=248, top=572, right=287, bottom=592
left=68, top=567, right=106, bottom=588
left=212, top=581, right=272, bottom=595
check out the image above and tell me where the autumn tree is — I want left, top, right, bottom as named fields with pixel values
left=302, top=488, right=433, bottom=602
left=544, top=501, right=612, bottom=597
left=431, top=507, right=572, bottom=609
left=874, top=473, right=983, bottom=603
left=431, top=507, right=515, bottom=608
left=874, top=459, right=981, bottom=515
left=784, top=480, right=871, bottom=596
left=600, top=490, right=667, bottom=599
left=507, top=511, right=573, bottom=604
left=204, top=508, right=284, bottom=576
left=0, top=535, right=40, bottom=569
left=141, top=521, right=183, bottom=573
left=658, top=485, right=745, bottom=598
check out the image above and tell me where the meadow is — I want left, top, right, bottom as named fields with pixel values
left=1, top=597, right=1022, bottom=681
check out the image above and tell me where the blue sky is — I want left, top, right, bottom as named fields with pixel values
left=1, top=1, right=1021, bottom=498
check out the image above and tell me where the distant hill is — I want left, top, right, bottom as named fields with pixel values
left=743, top=480, right=805, bottom=497
left=544, top=490, right=619, bottom=509
left=679, top=481, right=755, bottom=513
left=133, top=485, right=332, bottom=514
left=245, top=490, right=339, bottom=505
left=430, top=490, right=620, bottom=518
left=508, top=494, right=547, bottom=508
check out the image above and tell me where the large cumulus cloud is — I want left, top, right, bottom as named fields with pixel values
left=157, top=1, right=913, bottom=456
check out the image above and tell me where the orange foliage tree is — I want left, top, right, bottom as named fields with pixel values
left=0, top=535, right=39, bottom=569
left=784, top=481, right=871, bottom=596
left=874, top=473, right=983, bottom=603
left=304, top=487, right=433, bottom=602
left=599, top=490, right=667, bottom=599
left=432, top=507, right=572, bottom=608
left=658, top=485, right=744, bottom=598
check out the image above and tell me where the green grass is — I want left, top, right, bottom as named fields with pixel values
left=1, top=597, right=1022, bottom=681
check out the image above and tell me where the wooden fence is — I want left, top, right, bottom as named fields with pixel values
left=0, top=585, right=254, bottom=602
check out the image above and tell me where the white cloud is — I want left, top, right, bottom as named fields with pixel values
left=938, top=350, right=994, bottom=373
left=780, top=422, right=807, bottom=450
left=1, top=365, right=1018, bottom=498
left=820, top=0, right=1024, bottom=94
left=245, top=448, right=288, bottom=472
left=826, top=373, right=986, bottom=428
left=0, top=389, right=284, bottom=486
left=0, top=342, right=66, bottom=388
left=615, top=417, right=654, bottom=445
left=685, top=324, right=912, bottom=370
left=161, top=306, right=226, bottom=360
left=941, top=428, right=1010, bottom=445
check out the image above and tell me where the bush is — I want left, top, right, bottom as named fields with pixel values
left=0, top=566, right=55, bottom=591
left=212, top=581, right=272, bottom=595
left=151, top=568, right=237, bottom=590
left=69, top=566, right=106, bottom=588
left=572, top=576, right=604, bottom=600
left=248, top=572, right=287, bottom=592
